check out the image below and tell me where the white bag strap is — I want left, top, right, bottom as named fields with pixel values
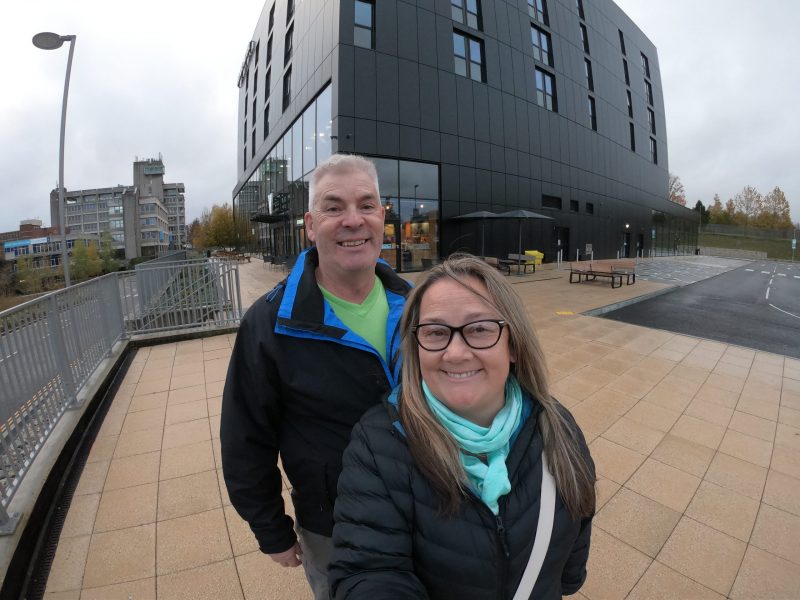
left=512, top=452, right=556, bottom=600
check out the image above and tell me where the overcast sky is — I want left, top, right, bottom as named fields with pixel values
left=1, top=0, right=798, bottom=233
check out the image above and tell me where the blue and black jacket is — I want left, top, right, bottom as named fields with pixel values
left=221, top=247, right=411, bottom=554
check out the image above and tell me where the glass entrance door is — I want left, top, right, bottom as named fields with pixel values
left=380, top=221, right=400, bottom=270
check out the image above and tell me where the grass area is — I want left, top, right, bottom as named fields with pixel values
left=0, top=293, right=47, bottom=312
left=699, top=233, right=796, bottom=260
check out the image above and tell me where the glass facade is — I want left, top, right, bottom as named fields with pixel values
left=650, top=210, right=698, bottom=257
left=234, top=88, right=440, bottom=273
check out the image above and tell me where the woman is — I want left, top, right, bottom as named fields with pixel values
left=329, top=254, right=595, bottom=599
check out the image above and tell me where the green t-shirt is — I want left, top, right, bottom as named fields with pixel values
left=319, top=277, right=389, bottom=362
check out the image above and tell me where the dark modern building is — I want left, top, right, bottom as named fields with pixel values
left=233, top=0, right=698, bottom=272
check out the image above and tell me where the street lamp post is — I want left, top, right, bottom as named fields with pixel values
left=33, top=32, right=76, bottom=287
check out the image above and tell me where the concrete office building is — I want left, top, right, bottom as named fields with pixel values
left=233, top=0, right=698, bottom=272
left=50, top=157, right=186, bottom=260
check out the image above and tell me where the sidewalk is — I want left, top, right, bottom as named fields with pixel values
left=43, top=257, right=800, bottom=599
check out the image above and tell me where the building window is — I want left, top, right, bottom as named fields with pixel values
left=618, top=30, right=625, bottom=55
left=645, top=79, right=653, bottom=105
left=284, top=25, right=293, bottom=65
left=265, top=68, right=271, bottom=99
left=269, top=4, right=275, bottom=31
left=245, top=68, right=249, bottom=91
left=354, top=0, right=375, bottom=49
left=252, top=130, right=256, bottom=157
left=570, top=199, right=579, bottom=212
left=584, top=58, right=593, bottom=91
left=283, top=67, right=292, bottom=111
left=641, top=52, right=650, bottom=78
left=623, top=58, right=629, bottom=85
left=452, top=0, right=481, bottom=30
left=580, top=23, right=589, bottom=53
left=255, top=41, right=260, bottom=65
left=267, top=35, right=273, bottom=64
left=626, top=90, right=633, bottom=117
left=587, top=95, right=597, bottom=130
left=243, top=146, right=247, bottom=169
left=528, top=0, right=548, bottom=25
left=629, top=122, right=636, bottom=151
left=253, top=96, right=257, bottom=118
left=453, top=31, right=485, bottom=82
left=254, top=68, right=258, bottom=94
left=647, top=108, right=656, bottom=134
left=650, top=137, right=657, bottom=163
left=287, top=0, right=294, bottom=24
left=531, top=25, right=552, bottom=66
left=244, top=118, right=247, bottom=139
left=542, top=194, right=561, bottom=210
left=586, top=202, right=594, bottom=214
left=576, top=0, right=585, bottom=20
left=535, top=68, right=557, bottom=112
left=244, top=94, right=248, bottom=118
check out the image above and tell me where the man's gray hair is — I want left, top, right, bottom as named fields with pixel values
left=308, top=154, right=380, bottom=212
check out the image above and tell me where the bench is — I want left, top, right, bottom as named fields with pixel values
left=483, top=256, right=511, bottom=275
left=613, top=259, right=636, bottom=285
left=505, top=253, right=536, bottom=274
left=569, top=261, right=623, bottom=288
left=234, top=253, right=251, bottom=263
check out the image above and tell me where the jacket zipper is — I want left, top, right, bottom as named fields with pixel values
left=469, top=493, right=510, bottom=599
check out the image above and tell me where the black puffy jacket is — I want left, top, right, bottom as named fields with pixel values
left=330, top=391, right=594, bottom=599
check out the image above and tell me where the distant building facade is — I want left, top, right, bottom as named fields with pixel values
left=0, top=219, right=94, bottom=274
left=50, top=157, right=186, bottom=260
left=233, top=0, right=698, bottom=271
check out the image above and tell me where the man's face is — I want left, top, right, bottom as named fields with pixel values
left=304, top=168, right=385, bottom=279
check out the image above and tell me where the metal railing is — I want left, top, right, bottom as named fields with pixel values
left=0, top=258, right=241, bottom=531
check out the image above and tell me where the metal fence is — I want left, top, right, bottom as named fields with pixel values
left=0, top=258, right=241, bottom=531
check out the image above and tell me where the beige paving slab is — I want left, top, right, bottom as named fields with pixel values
left=45, top=534, right=91, bottom=593
left=670, top=414, right=726, bottom=450
left=775, top=422, right=800, bottom=452
left=657, top=517, right=746, bottom=596
left=167, top=383, right=207, bottom=405
left=594, top=487, right=680, bottom=558
left=626, top=401, right=681, bottom=433
left=74, top=460, right=110, bottom=496
left=685, top=480, right=759, bottom=542
left=160, top=439, right=215, bottom=480
left=94, top=482, right=157, bottom=532
left=60, top=493, right=100, bottom=538
left=157, top=559, right=244, bottom=600
left=730, top=545, right=800, bottom=600
left=158, top=470, right=222, bottom=521
left=83, top=523, right=155, bottom=589
left=162, top=418, right=211, bottom=449
left=649, top=434, right=715, bottom=478
left=580, top=527, right=651, bottom=599
left=165, top=399, right=208, bottom=425
left=728, top=410, right=777, bottom=442
left=778, top=405, right=800, bottom=428
left=749, top=503, right=800, bottom=565
left=601, top=417, right=665, bottom=455
left=626, top=458, right=701, bottom=513
left=718, top=429, right=773, bottom=468
left=693, top=382, right=739, bottom=409
left=594, top=477, right=620, bottom=512
left=120, top=406, right=166, bottom=433
left=113, top=428, right=163, bottom=458
left=207, top=395, right=222, bottom=417
left=156, top=508, right=232, bottom=575
left=104, top=451, right=160, bottom=491
left=704, top=452, right=768, bottom=501
left=86, top=435, right=118, bottom=464
left=627, top=560, right=724, bottom=600
left=588, top=437, right=646, bottom=485
left=683, top=398, right=734, bottom=428
left=223, top=504, right=260, bottom=557
left=736, top=395, right=779, bottom=421
left=128, top=391, right=168, bottom=413
left=206, top=380, right=225, bottom=397
left=80, top=577, right=155, bottom=600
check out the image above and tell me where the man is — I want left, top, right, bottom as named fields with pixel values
left=221, top=154, right=411, bottom=599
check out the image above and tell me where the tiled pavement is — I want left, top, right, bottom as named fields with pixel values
left=44, top=258, right=800, bottom=599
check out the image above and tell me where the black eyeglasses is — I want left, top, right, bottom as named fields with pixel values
left=412, top=319, right=506, bottom=351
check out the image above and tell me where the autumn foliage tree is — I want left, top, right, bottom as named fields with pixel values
left=706, top=186, right=793, bottom=230
left=669, top=173, right=687, bottom=206
left=187, top=204, right=238, bottom=249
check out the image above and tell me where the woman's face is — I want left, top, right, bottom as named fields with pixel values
left=416, top=276, right=514, bottom=426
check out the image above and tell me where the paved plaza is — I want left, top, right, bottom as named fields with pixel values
left=42, top=257, right=800, bottom=599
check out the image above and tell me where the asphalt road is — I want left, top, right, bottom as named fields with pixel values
left=602, top=262, right=800, bottom=359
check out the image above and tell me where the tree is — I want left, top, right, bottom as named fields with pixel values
left=206, top=204, right=237, bottom=248
left=693, top=200, right=710, bottom=226
left=0, top=254, right=14, bottom=296
left=15, top=255, right=41, bottom=295
left=668, top=173, right=687, bottom=206
left=100, top=232, right=118, bottom=273
left=86, top=242, right=103, bottom=277
left=708, top=194, right=727, bottom=224
left=187, top=217, right=206, bottom=249
left=758, top=186, right=793, bottom=230
left=71, top=241, right=89, bottom=281
left=732, top=185, right=763, bottom=227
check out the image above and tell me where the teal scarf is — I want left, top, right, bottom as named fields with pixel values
left=422, top=376, right=523, bottom=515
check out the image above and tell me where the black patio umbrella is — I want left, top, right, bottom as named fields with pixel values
left=450, top=210, right=500, bottom=257
left=496, top=209, right=554, bottom=273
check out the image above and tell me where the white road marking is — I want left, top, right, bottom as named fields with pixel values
left=766, top=287, right=770, bottom=300
left=770, top=303, right=800, bottom=320
left=746, top=268, right=755, bottom=272
left=777, top=273, right=786, bottom=277
left=761, top=271, right=771, bottom=274
left=795, top=276, right=800, bottom=280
